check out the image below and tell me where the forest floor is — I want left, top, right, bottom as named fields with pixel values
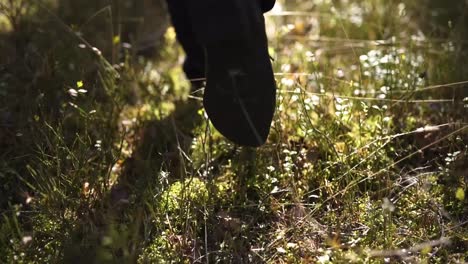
left=0, top=0, right=467, bottom=263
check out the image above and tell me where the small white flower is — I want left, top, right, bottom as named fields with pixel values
left=92, top=47, right=102, bottom=56
left=336, top=68, right=345, bottom=78
left=22, top=236, right=33, bottom=245
left=276, top=247, right=286, bottom=254
left=68, top=88, right=78, bottom=97
left=382, top=197, right=395, bottom=212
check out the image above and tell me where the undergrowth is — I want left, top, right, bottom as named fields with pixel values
left=0, top=0, right=467, bottom=263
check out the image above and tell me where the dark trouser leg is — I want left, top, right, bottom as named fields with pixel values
left=165, top=0, right=205, bottom=83
left=166, top=0, right=277, bottom=147
left=165, top=0, right=275, bottom=81
left=260, top=0, right=276, bottom=12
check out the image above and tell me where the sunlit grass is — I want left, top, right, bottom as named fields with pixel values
left=0, top=0, right=467, bottom=263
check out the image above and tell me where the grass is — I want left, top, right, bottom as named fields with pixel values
left=0, top=0, right=467, bottom=263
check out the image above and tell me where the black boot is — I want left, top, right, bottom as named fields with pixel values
left=186, top=0, right=277, bottom=147
left=166, top=0, right=277, bottom=147
left=260, top=0, right=276, bottom=12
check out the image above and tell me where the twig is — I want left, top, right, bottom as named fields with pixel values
left=368, top=237, right=451, bottom=258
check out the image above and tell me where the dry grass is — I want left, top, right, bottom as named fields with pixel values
left=0, top=0, right=467, bottom=263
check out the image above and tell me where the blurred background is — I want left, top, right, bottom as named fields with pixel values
left=0, top=0, right=467, bottom=263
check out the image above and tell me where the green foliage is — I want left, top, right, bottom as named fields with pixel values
left=1, top=0, right=467, bottom=263
left=159, top=178, right=208, bottom=214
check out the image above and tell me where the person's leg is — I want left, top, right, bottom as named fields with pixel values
left=165, top=0, right=205, bottom=83
left=166, top=0, right=277, bottom=147
left=260, top=0, right=276, bottom=13
left=187, top=0, right=277, bottom=147
left=165, top=0, right=274, bottom=81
